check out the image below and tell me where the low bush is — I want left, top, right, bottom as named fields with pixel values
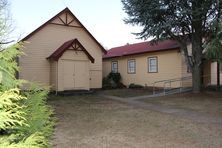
left=107, top=72, right=121, bottom=84
left=129, top=83, right=144, bottom=89
left=102, top=72, right=125, bottom=89
left=0, top=45, right=55, bottom=147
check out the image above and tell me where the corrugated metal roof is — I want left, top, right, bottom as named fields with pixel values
left=103, top=40, right=180, bottom=59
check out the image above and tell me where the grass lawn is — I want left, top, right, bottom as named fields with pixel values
left=140, top=91, right=222, bottom=117
left=49, top=94, right=222, bottom=148
left=100, top=88, right=152, bottom=98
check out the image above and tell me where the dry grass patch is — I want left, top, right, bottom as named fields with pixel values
left=100, top=88, right=152, bottom=98
left=49, top=94, right=222, bottom=148
left=141, top=91, right=222, bottom=117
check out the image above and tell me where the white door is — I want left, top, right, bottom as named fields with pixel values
left=63, top=60, right=75, bottom=90
left=74, top=61, right=89, bottom=89
left=63, top=60, right=89, bottom=90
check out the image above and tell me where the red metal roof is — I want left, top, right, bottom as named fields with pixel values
left=47, top=38, right=95, bottom=63
left=103, top=40, right=180, bottom=59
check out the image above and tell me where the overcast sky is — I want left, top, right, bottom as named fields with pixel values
left=8, top=0, right=145, bottom=49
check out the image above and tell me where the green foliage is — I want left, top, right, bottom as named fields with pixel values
left=0, top=45, right=27, bottom=135
left=122, top=0, right=222, bottom=92
left=18, top=83, right=55, bottom=141
left=0, top=89, right=26, bottom=131
left=0, top=45, right=55, bottom=147
left=0, top=132, right=47, bottom=148
left=128, top=83, right=144, bottom=89
left=102, top=72, right=125, bottom=89
left=108, top=72, right=121, bottom=84
left=0, top=43, right=23, bottom=90
left=102, top=77, right=112, bottom=89
left=122, top=0, right=221, bottom=41
left=0, top=1, right=55, bottom=146
left=205, top=22, right=222, bottom=61
left=1, top=0, right=55, bottom=146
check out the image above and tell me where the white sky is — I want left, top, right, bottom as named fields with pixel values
left=9, top=0, right=146, bottom=49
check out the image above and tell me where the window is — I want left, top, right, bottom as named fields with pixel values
left=148, top=57, right=158, bottom=73
left=128, top=59, right=136, bottom=74
left=111, top=61, right=118, bottom=73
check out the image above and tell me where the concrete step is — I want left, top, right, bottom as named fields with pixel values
left=54, top=90, right=95, bottom=96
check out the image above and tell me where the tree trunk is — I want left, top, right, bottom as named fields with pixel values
left=192, top=63, right=202, bottom=93
left=191, top=33, right=203, bottom=93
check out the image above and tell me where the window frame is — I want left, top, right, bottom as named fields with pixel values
left=148, top=57, right=158, bottom=73
left=127, top=59, right=136, bottom=74
left=111, top=61, right=118, bottom=73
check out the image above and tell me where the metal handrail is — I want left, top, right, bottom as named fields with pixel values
left=153, top=76, right=192, bottom=95
left=154, top=76, right=192, bottom=84
left=152, top=74, right=213, bottom=95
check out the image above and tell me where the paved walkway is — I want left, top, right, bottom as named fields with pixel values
left=100, top=94, right=222, bottom=126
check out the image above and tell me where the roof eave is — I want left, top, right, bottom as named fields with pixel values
left=103, top=47, right=180, bottom=60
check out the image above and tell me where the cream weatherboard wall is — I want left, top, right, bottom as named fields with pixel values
left=210, top=62, right=222, bottom=85
left=103, top=49, right=188, bottom=88
left=49, top=61, right=57, bottom=90
left=19, top=9, right=103, bottom=91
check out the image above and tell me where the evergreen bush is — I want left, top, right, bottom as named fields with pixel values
left=102, top=72, right=125, bottom=89
left=128, top=83, right=144, bottom=89
left=0, top=45, right=55, bottom=147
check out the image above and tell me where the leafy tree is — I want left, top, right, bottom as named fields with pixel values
left=205, top=21, right=222, bottom=90
left=122, top=0, right=222, bottom=92
left=205, top=22, right=222, bottom=61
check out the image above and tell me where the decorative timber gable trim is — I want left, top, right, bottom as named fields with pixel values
left=47, top=38, right=95, bottom=63
left=21, top=7, right=107, bottom=54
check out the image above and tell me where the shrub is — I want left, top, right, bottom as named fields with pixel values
left=107, top=72, right=121, bottom=84
left=17, top=83, right=55, bottom=145
left=0, top=45, right=55, bottom=147
left=128, top=83, right=144, bottom=89
left=102, top=72, right=125, bottom=89
left=102, top=77, right=112, bottom=89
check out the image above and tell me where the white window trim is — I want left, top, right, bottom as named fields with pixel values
left=128, top=59, right=136, bottom=74
left=148, top=57, right=158, bottom=73
left=111, top=61, right=118, bottom=73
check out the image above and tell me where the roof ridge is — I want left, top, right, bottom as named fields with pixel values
left=110, top=41, right=149, bottom=50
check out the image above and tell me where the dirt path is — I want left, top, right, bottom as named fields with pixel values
left=100, top=94, right=222, bottom=126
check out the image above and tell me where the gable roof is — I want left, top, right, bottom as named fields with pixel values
left=21, top=7, right=107, bottom=53
left=103, top=40, right=180, bottom=59
left=47, top=38, right=95, bottom=63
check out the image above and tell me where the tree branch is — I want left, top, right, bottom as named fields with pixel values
left=0, top=40, right=14, bottom=44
